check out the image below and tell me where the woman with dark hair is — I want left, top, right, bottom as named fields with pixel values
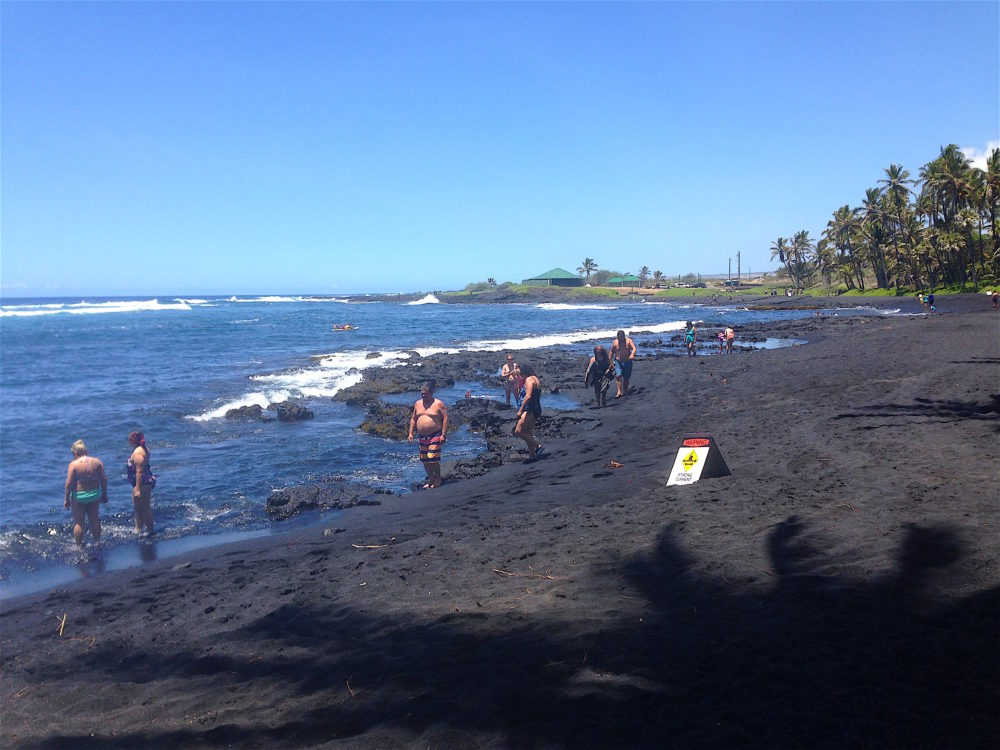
left=514, top=363, right=543, bottom=459
left=127, top=431, right=156, bottom=535
left=585, top=345, right=614, bottom=408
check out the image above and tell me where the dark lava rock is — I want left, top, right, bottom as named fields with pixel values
left=269, top=401, right=314, bottom=422
left=266, top=479, right=384, bottom=520
left=359, top=402, right=412, bottom=440
left=225, top=404, right=270, bottom=421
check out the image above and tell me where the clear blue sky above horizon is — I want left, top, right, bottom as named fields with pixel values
left=2, top=1, right=998, bottom=298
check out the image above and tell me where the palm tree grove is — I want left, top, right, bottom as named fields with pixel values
left=774, top=144, right=1000, bottom=293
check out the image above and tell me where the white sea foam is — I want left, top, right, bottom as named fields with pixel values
left=174, top=298, right=211, bottom=305
left=535, top=303, right=619, bottom=311
left=227, top=295, right=350, bottom=304
left=186, top=318, right=686, bottom=421
left=0, top=299, right=191, bottom=317
left=186, top=350, right=412, bottom=422
left=408, top=294, right=440, bottom=305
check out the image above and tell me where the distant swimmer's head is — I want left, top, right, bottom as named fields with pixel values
left=128, top=431, right=146, bottom=448
left=71, top=439, right=87, bottom=457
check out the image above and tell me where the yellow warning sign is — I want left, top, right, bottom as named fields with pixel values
left=681, top=450, right=698, bottom=470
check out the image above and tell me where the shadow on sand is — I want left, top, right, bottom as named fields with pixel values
left=21, top=520, right=999, bottom=749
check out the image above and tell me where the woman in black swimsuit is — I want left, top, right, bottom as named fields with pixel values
left=514, top=363, right=543, bottom=459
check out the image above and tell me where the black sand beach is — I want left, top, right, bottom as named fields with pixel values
left=2, top=296, right=998, bottom=749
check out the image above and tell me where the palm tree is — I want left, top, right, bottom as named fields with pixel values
left=638, top=266, right=650, bottom=288
left=770, top=237, right=790, bottom=283
left=879, top=164, right=916, bottom=288
left=789, top=230, right=815, bottom=288
left=862, top=188, right=890, bottom=288
left=824, top=204, right=865, bottom=290
left=984, top=148, right=1000, bottom=263
left=652, top=270, right=664, bottom=288
left=577, top=258, right=598, bottom=282
left=487, top=278, right=497, bottom=287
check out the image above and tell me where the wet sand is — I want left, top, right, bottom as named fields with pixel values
left=2, top=295, right=998, bottom=749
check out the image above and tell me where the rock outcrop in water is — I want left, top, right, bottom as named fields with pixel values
left=266, top=479, right=385, bottom=520
left=225, top=404, right=271, bottom=421
left=269, top=401, right=314, bottom=422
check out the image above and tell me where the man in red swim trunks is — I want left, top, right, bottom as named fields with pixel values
left=408, top=381, right=449, bottom=489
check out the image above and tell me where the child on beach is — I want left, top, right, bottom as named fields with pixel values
left=685, top=322, right=697, bottom=357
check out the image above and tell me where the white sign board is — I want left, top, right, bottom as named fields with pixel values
left=667, top=446, right=710, bottom=485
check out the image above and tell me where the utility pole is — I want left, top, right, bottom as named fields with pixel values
left=737, top=251, right=741, bottom=284
left=728, top=257, right=732, bottom=280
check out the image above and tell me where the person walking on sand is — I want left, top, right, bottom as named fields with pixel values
left=408, top=381, right=448, bottom=489
left=610, top=329, right=636, bottom=398
left=717, top=331, right=725, bottom=355
left=584, top=345, right=614, bottom=408
left=127, top=431, right=156, bottom=536
left=725, top=325, right=735, bottom=354
left=685, top=321, right=697, bottom=357
left=65, top=440, right=108, bottom=546
left=501, top=354, right=521, bottom=406
left=514, top=363, right=543, bottom=459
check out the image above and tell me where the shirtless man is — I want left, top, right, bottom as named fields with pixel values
left=64, top=439, right=108, bottom=546
left=408, top=381, right=448, bottom=489
left=610, top=329, right=637, bottom=398
left=501, top=354, right=521, bottom=406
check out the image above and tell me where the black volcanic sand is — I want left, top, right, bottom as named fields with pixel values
left=3, top=295, right=998, bottom=749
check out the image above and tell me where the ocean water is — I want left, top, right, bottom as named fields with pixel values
left=0, top=294, right=882, bottom=597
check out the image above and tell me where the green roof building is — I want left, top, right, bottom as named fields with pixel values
left=521, top=268, right=583, bottom=287
left=606, top=274, right=642, bottom=287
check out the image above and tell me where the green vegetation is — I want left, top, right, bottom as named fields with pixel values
left=775, top=144, right=999, bottom=293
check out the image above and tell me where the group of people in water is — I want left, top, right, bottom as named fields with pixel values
left=63, top=431, right=156, bottom=545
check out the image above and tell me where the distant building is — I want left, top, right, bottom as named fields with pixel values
left=521, top=268, right=584, bottom=287
left=606, top=274, right=642, bottom=288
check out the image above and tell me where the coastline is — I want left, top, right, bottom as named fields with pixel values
left=2, top=299, right=998, bottom=748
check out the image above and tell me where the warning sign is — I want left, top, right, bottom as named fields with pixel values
left=667, top=435, right=731, bottom=486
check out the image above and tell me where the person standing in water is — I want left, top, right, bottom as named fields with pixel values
left=408, top=381, right=448, bottom=489
left=685, top=321, right=697, bottom=357
left=514, top=363, right=543, bottom=459
left=610, top=329, right=637, bottom=398
left=64, top=440, right=108, bottom=546
left=501, top=354, right=521, bottom=406
left=127, top=431, right=156, bottom=536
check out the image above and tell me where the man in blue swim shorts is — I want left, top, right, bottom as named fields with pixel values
left=610, top=329, right=637, bottom=398
left=408, top=381, right=449, bottom=489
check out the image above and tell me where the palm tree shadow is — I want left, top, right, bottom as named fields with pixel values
left=834, top=394, right=1000, bottom=430
left=20, top=521, right=999, bottom=749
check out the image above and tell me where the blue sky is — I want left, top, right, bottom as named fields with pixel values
left=2, top=1, right=997, bottom=297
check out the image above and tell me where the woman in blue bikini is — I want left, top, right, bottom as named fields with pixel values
left=64, top=440, right=108, bottom=546
left=127, top=431, right=156, bottom=535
